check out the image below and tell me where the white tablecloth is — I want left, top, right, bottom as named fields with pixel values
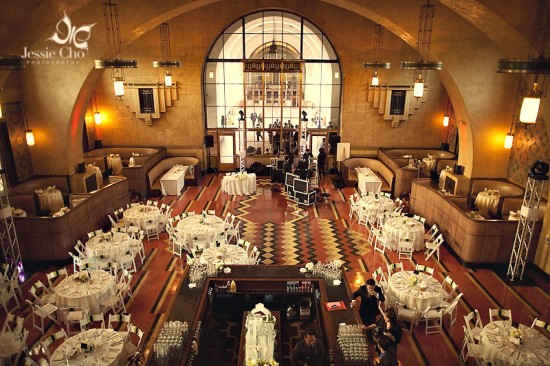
left=0, top=331, right=24, bottom=358
left=199, top=245, right=248, bottom=265
left=107, top=155, right=123, bottom=175
left=383, top=217, right=425, bottom=251
left=49, top=328, right=124, bottom=366
left=86, top=164, right=103, bottom=188
left=85, top=232, right=132, bottom=260
left=123, top=204, right=161, bottom=229
left=388, top=270, right=443, bottom=314
left=222, top=173, right=257, bottom=195
left=479, top=321, right=550, bottom=366
left=355, top=167, right=382, bottom=196
left=358, top=195, right=395, bottom=218
left=176, top=214, right=226, bottom=244
left=161, top=165, right=188, bottom=196
left=422, top=157, right=436, bottom=173
left=54, top=270, right=115, bottom=314
left=37, top=189, right=64, bottom=213
left=474, top=190, right=500, bottom=217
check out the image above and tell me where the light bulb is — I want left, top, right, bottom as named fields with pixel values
left=26, top=130, right=35, bottom=146
left=519, top=97, right=540, bottom=124
left=442, top=115, right=449, bottom=127
left=94, top=111, right=102, bottom=125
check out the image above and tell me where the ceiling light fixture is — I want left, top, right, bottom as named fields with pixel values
left=363, top=24, right=391, bottom=86
left=94, top=0, right=137, bottom=98
left=497, top=0, right=550, bottom=125
left=401, top=0, right=442, bottom=99
left=152, top=23, right=181, bottom=87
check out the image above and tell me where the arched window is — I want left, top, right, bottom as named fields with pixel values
left=204, top=10, right=341, bottom=164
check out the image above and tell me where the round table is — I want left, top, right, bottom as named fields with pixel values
left=176, top=214, right=226, bottom=244
left=36, top=189, right=64, bottom=213
left=199, top=245, right=248, bottom=265
left=388, top=270, right=443, bottom=314
left=123, top=204, right=161, bottom=229
left=357, top=195, right=394, bottom=217
left=221, top=173, right=257, bottom=195
left=383, top=217, right=425, bottom=251
left=107, top=155, right=123, bottom=175
left=85, top=231, right=132, bottom=260
left=49, top=328, right=124, bottom=366
left=54, top=270, right=115, bottom=314
left=479, top=320, right=550, bottom=365
left=0, top=331, right=24, bottom=359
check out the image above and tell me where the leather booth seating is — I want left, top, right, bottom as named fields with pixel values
left=341, top=157, right=394, bottom=194
left=8, top=176, right=71, bottom=216
left=146, top=156, right=202, bottom=196
left=378, top=148, right=457, bottom=197
left=410, top=179, right=545, bottom=266
left=84, top=147, right=166, bottom=197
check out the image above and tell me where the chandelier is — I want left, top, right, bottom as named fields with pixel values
left=94, top=0, right=137, bottom=98
left=401, top=0, right=442, bottom=99
left=363, top=24, right=391, bottom=86
left=152, top=23, right=181, bottom=87
left=497, top=0, right=550, bottom=125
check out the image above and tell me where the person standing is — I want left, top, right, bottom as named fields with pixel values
left=292, top=327, right=326, bottom=366
left=374, top=308, right=402, bottom=354
left=373, top=336, right=398, bottom=366
left=351, top=278, right=385, bottom=343
left=317, top=147, right=327, bottom=179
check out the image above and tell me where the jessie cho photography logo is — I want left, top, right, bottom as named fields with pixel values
left=22, top=13, right=95, bottom=65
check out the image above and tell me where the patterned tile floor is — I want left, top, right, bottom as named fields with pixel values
left=12, top=172, right=550, bottom=365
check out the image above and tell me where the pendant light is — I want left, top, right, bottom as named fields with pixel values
left=94, top=0, right=137, bottom=98
left=152, top=23, right=181, bottom=87
left=363, top=24, right=391, bottom=86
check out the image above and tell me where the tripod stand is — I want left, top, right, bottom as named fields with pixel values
left=206, top=146, right=218, bottom=174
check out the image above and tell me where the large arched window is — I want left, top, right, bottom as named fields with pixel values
left=203, top=10, right=341, bottom=167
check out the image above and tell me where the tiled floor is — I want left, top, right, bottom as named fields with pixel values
left=10, top=172, right=550, bottom=365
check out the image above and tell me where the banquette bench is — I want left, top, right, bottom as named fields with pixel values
left=84, top=147, right=166, bottom=197
left=8, top=176, right=71, bottom=216
left=410, top=179, right=544, bottom=265
left=147, top=156, right=202, bottom=196
left=378, top=148, right=457, bottom=197
left=341, top=158, right=394, bottom=195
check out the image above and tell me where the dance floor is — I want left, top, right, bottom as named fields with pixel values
left=14, top=172, right=550, bottom=365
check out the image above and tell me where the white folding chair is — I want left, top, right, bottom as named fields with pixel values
left=461, top=326, right=486, bottom=366
left=414, top=264, right=434, bottom=276
left=424, top=223, right=439, bottom=242
left=145, top=218, right=160, bottom=241
left=124, top=325, right=145, bottom=356
left=99, top=289, right=126, bottom=315
left=398, top=238, right=414, bottom=260
left=79, top=313, right=106, bottom=331
left=109, top=313, right=132, bottom=340
left=387, top=262, right=403, bottom=276
left=2, top=313, right=24, bottom=334
left=464, top=309, right=484, bottom=342
left=25, top=299, right=60, bottom=334
left=425, top=234, right=444, bottom=261
left=488, top=308, right=512, bottom=323
left=46, top=268, right=68, bottom=290
left=29, top=280, right=56, bottom=305
left=531, top=318, right=550, bottom=334
left=372, top=267, right=388, bottom=290
left=395, top=301, right=417, bottom=332
left=373, top=229, right=390, bottom=254
left=60, top=306, right=89, bottom=335
left=441, top=275, right=459, bottom=301
left=40, top=329, right=67, bottom=362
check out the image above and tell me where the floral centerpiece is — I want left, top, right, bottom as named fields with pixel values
left=46, top=185, right=56, bottom=193
left=408, top=274, right=418, bottom=286
left=509, top=327, right=525, bottom=343
left=246, top=359, right=279, bottom=366
left=305, top=262, right=314, bottom=272
left=78, top=271, right=90, bottom=283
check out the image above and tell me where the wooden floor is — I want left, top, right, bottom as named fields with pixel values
left=14, top=172, right=550, bottom=365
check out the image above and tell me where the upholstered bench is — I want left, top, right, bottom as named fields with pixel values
left=147, top=157, right=202, bottom=196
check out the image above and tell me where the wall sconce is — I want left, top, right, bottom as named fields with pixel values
left=504, top=132, right=514, bottom=149
left=0, top=103, right=2, bottom=119
left=363, top=24, right=391, bottom=87
left=153, top=23, right=181, bottom=87
left=442, top=99, right=451, bottom=126
left=25, top=130, right=35, bottom=146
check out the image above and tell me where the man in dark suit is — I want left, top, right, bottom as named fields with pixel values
left=351, top=278, right=385, bottom=343
left=292, top=327, right=326, bottom=366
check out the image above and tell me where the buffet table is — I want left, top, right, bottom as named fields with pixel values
left=222, top=173, right=257, bottom=196
left=479, top=320, right=550, bottom=365
left=49, top=328, right=124, bottom=366
left=355, top=167, right=382, bottom=196
left=161, top=165, right=188, bottom=196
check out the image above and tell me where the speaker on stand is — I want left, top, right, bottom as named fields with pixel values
left=204, top=135, right=217, bottom=174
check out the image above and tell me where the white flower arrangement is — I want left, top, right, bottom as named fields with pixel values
left=78, top=271, right=89, bottom=283
left=246, top=359, right=279, bottom=366
left=187, top=258, right=196, bottom=266
left=305, top=262, right=314, bottom=272
left=509, top=327, right=524, bottom=341
left=408, top=274, right=418, bottom=286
